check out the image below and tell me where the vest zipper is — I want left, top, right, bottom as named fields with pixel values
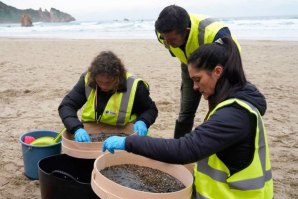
left=95, top=85, right=102, bottom=124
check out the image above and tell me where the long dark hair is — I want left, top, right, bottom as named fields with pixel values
left=188, top=37, right=246, bottom=109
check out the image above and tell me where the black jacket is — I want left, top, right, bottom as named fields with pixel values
left=58, top=73, right=158, bottom=133
left=125, top=82, right=266, bottom=174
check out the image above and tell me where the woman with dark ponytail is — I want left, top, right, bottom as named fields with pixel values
left=103, top=38, right=273, bottom=198
left=188, top=37, right=247, bottom=111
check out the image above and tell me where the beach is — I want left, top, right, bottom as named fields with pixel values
left=0, top=38, right=297, bottom=198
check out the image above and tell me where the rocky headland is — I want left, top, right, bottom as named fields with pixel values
left=0, top=1, right=75, bottom=24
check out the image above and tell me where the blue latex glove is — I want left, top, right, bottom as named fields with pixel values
left=102, top=136, right=126, bottom=154
left=133, top=120, right=148, bottom=136
left=74, top=128, right=91, bottom=142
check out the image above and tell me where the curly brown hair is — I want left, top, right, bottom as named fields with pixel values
left=88, top=51, right=127, bottom=90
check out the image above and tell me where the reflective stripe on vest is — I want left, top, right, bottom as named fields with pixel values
left=157, top=14, right=240, bottom=64
left=157, top=14, right=228, bottom=64
left=116, top=76, right=135, bottom=125
left=194, top=99, right=273, bottom=199
left=198, top=17, right=219, bottom=46
left=82, top=72, right=139, bottom=126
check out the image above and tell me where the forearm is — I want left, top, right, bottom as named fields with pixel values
left=136, top=102, right=158, bottom=127
left=125, top=135, right=198, bottom=164
left=126, top=106, right=253, bottom=165
left=58, top=73, right=87, bottom=133
left=60, top=114, right=83, bottom=134
left=132, top=81, right=158, bottom=127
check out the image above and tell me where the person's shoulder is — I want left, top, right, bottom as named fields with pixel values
left=126, top=72, right=149, bottom=89
left=136, top=80, right=149, bottom=91
left=79, top=71, right=89, bottom=81
left=190, top=13, right=211, bottom=20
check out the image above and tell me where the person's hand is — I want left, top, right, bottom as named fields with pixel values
left=74, top=128, right=91, bottom=142
left=133, top=121, right=148, bottom=136
left=102, top=136, right=126, bottom=154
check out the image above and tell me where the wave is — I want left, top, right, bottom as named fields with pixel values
left=0, top=16, right=297, bottom=40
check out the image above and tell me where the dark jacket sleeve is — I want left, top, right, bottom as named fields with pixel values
left=132, top=81, right=158, bottom=127
left=213, top=27, right=232, bottom=42
left=58, top=73, right=87, bottom=133
left=125, top=104, right=254, bottom=165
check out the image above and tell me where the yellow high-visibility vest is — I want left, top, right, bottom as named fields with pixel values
left=157, top=14, right=240, bottom=64
left=81, top=72, right=142, bottom=126
left=194, top=98, right=273, bottom=199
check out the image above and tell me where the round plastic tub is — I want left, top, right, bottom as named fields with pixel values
left=62, top=123, right=133, bottom=159
left=91, top=151, right=193, bottom=199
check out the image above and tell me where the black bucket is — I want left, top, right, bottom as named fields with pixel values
left=38, top=154, right=99, bottom=199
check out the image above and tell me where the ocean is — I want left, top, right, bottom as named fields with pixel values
left=0, top=16, right=297, bottom=41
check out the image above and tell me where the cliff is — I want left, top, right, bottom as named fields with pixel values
left=0, top=1, right=75, bottom=23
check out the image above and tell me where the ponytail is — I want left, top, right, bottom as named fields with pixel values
left=188, top=37, right=246, bottom=108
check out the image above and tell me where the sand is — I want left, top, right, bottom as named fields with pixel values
left=0, top=38, right=297, bottom=199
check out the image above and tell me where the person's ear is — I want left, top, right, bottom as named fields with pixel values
left=214, top=65, right=223, bottom=78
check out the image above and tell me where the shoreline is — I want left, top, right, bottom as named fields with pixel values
left=2, top=37, right=298, bottom=42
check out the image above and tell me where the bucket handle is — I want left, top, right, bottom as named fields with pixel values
left=22, top=146, right=32, bottom=155
left=50, top=170, right=81, bottom=183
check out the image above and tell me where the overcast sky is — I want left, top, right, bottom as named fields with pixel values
left=3, top=0, right=298, bottom=21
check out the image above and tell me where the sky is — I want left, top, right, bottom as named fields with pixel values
left=3, top=0, right=298, bottom=21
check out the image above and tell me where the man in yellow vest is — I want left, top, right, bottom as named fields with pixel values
left=58, top=51, right=158, bottom=142
left=155, top=5, right=239, bottom=138
left=103, top=38, right=273, bottom=198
